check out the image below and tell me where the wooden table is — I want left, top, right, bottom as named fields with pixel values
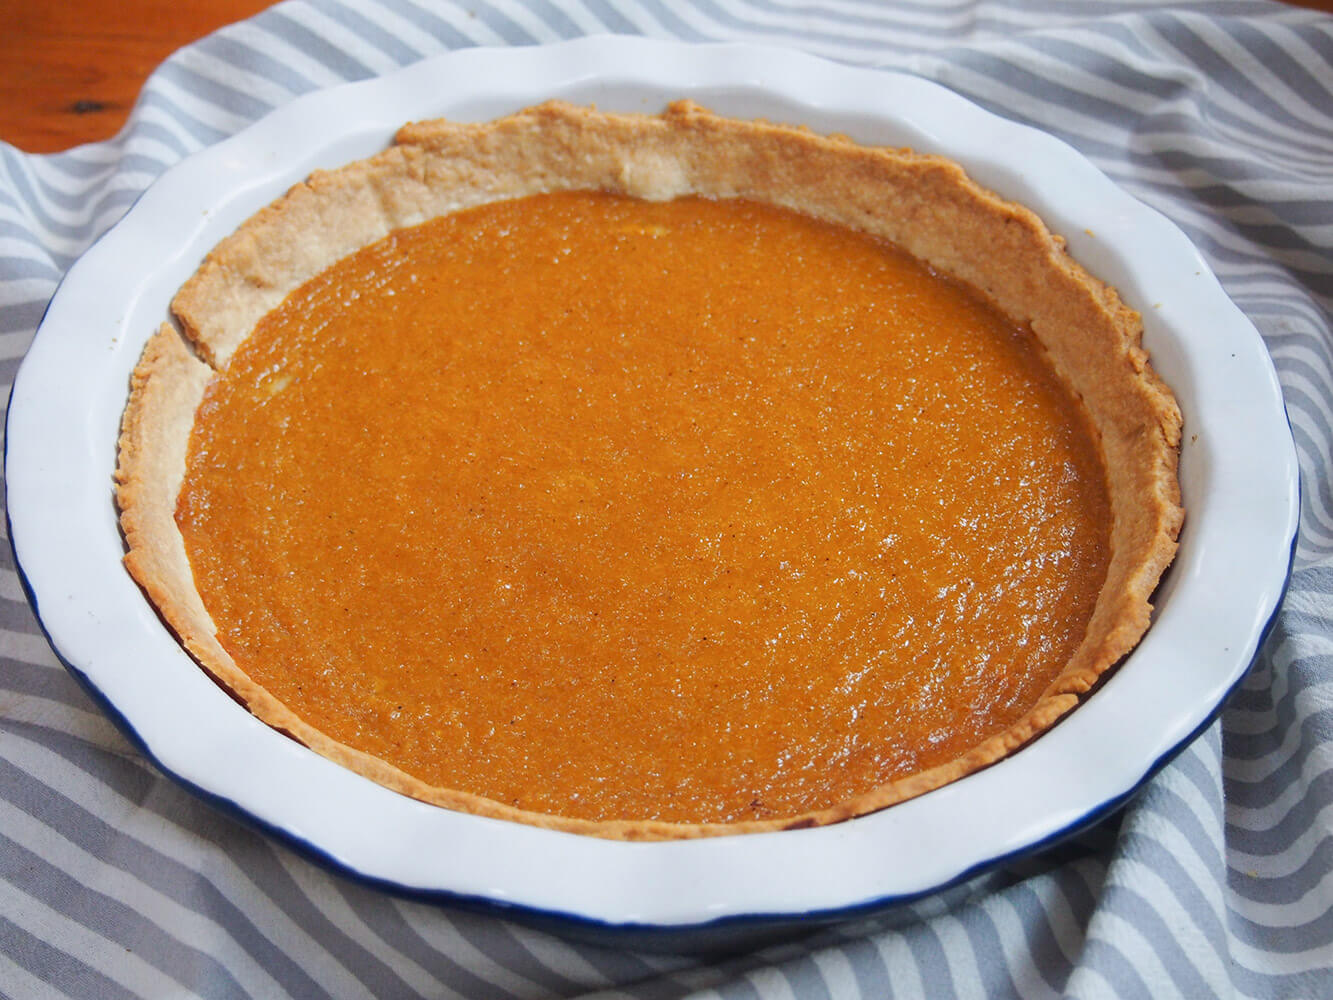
left=3, top=0, right=1332, bottom=153
left=1, top=0, right=272, bottom=153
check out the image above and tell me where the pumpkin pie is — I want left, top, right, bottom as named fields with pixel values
left=115, top=102, right=1183, bottom=839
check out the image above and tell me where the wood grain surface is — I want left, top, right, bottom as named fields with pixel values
left=2, top=0, right=1331, bottom=153
left=0, top=0, right=272, bottom=153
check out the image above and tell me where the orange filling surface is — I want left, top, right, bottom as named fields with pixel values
left=178, top=191, right=1110, bottom=825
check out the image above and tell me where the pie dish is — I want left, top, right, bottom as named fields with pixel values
left=5, top=38, right=1298, bottom=939
left=115, top=101, right=1181, bottom=839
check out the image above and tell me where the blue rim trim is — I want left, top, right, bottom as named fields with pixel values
left=5, top=389, right=1300, bottom=945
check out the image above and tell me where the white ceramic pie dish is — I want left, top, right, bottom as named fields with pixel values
left=5, top=37, right=1299, bottom=946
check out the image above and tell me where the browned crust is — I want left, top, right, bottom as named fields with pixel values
left=118, top=101, right=1183, bottom=840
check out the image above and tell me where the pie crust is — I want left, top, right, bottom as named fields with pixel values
left=116, top=101, right=1183, bottom=840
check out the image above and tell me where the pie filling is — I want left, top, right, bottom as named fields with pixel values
left=116, top=102, right=1182, bottom=838
left=176, top=191, right=1109, bottom=826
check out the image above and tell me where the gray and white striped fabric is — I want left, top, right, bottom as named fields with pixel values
left=2, top=1, right=1330, bottom=996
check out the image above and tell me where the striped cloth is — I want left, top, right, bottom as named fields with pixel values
left=2, top=1, right=1330, bottom=996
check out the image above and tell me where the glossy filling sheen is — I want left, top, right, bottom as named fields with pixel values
left=178, top=191, right=1110, bottom=825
